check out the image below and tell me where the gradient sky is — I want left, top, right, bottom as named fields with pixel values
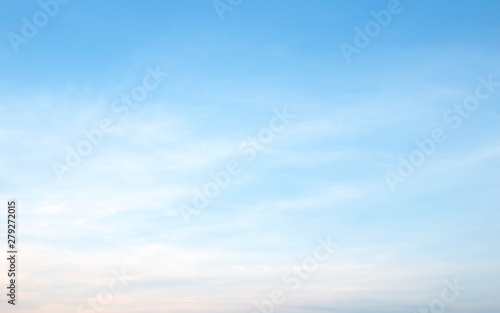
left=1, top=1, right=500, bottom=312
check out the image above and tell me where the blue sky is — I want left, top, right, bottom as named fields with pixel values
left=1, top=0, right=500, bottom=312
